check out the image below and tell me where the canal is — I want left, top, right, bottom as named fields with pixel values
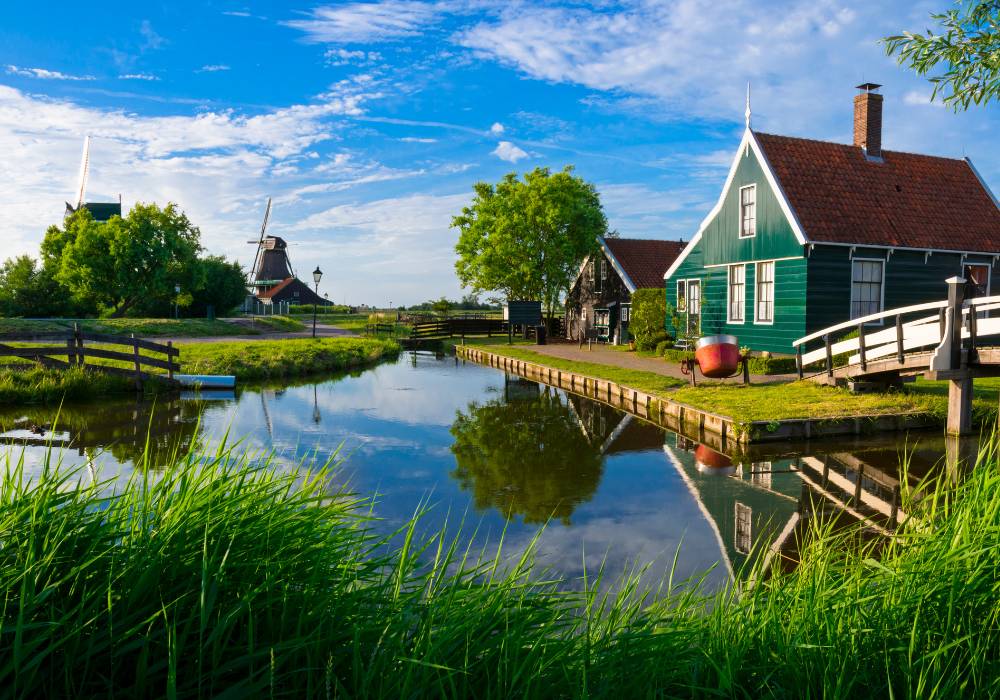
left=0, top=352, right=970, bottom=591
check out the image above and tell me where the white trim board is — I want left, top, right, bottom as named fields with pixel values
left=703, top=254, right=802, bottom=269
left=663, top=128, right=809, bottom=281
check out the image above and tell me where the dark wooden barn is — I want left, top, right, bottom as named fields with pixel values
left=565, top=236, right=685, bottom=344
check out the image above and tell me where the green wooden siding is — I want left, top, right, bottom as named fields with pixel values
left=805, top=246, right=1000, bottom=334
left=665, top=141, right=807, bottom=354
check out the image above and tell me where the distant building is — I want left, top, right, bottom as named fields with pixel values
left=565, top=236, right=685, bottom=344
left=248, top=235, right=325, bottom=306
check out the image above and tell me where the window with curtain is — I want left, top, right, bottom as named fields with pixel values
left=755, top=261, right=774, bottom=323
left=676, top=280, right=687, bottom=312
left=728, top=264, right=745, bottom=322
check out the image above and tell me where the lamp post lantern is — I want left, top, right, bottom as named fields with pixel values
left=312, top=266, right=323, bottom=338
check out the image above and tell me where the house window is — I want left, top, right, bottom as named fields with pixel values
left=751, top=462, right=773, bottom=490
left=735, top=502, right=752, bottom=554
left=755, top=261, right=774, bottom=323
left=594, top=260, right=604, bottom=292
left=850, top=259, right=884, bottom=320
left=676, top=280, right=687, bottom=312
left=587, top=260, right=594, bottom=283
left=601, top=260, right=607, bottom=281
left=621, top=305, right=630, bottom=322
left=739, top=185, right=756, bottom=238
left=728, top=264, right=746, bottom=323
left=964, top=264, right=990, bottom=299
left=687, top=280, right=701, bottom=315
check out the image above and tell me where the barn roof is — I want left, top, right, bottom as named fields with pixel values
left=603, top=237, right=686, bottom=290
left=754, top=132, right=1000, bottom=253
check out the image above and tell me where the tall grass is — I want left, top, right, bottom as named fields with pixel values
left=2, top=437, right=1000, bottom=697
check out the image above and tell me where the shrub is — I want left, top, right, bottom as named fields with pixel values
left=629, top=289, right=671, bottom=350
left=654, top=338, right=675, bottom=356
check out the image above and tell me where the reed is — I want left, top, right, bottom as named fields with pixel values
left=1, top=436, right=999, bottom=697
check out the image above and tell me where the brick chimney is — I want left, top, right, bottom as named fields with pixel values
left=854, top=83, right=883, bottom=158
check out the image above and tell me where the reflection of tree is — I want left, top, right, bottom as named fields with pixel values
left=450, top=384, right=604, bottom=525
left=0, top=396, right=207, bottom=468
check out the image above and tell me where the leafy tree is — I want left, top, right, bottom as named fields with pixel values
left=189, top=256, right=247, bottom=316
left=431, top=297, right=453, bottom=314
left=453, top=166, right=606, bottom=319
left=0, top=256, right=70, bottom=317
left=629, top=288, right=671, bottom=350
left=884, top=2, right=1000, bottom=109
left=45, top=204, right=201, bottom=317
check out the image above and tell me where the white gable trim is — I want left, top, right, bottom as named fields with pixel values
left=965, top=157, right=1000, bottom=213
left=571, top=236, right=639, bottom=294
left=663, top=128, right=809, bottom=281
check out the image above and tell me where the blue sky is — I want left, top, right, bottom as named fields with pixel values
left=2, top=1, right=998, bottom=305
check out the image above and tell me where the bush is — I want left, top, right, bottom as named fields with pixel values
left=289, top=303, right=349, bottom=314
left=654, top=339, right=675, bottom=356
left=629, top=289, right=671, bottom=350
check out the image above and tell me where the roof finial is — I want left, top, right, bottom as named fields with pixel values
left=745, top=82, right=752, bottom=129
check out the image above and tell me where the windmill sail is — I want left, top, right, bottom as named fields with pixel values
left=248, top=197, right=272, bottom=286
left=75, top=135, right=91, bottom=210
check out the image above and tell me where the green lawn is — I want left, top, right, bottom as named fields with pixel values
left=467, top=341, right=954, bottom=425
left=0, top=316, right=305, bottom=337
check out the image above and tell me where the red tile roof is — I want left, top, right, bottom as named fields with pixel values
left=603, top=237, right=686, bottom=289
left=754, top=132, right=1000, bottom=253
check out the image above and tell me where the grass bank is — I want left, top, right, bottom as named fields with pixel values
left=3, top=438, right=999, bottom=696
left=466, top=342, right=946, bottom=424
left=0, top=338, right=398, bottom=405
left=0, top=316, right=305, bottom=337
left=177, top=336, right=400, bottom=379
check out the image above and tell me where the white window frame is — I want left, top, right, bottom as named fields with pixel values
left=621, top=304, right=630, bottom=323
left=686, top=279, right=701, bottom=315
left=849, top=258, right=886, bottom=324
left=676, top=280, right=687, bottom=313
left=739, top=184, right=757, bottom=239
left=600, top=259, right=607, bottom=281
left=754, top=260, right=775, bottom=325
left=727, top=264, right=746, bottom=324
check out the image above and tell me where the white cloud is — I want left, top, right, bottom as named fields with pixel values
left=399, top=136, right=437, bottom=143
left=119, top=73, right=160, bottom=81
left=139, top=19, right=166, bottom=50
left=903, top=90, right=946, bottom=108
left=6, top=65, right=95, bottom=81
left=284, top=1, right=441, bottom=43
left=491, top=140, right=528, bottom=162
left=325, top=48, right=382, bottom=66
left=489, top=121, right=504, bottom=135
left=198, top=64, right=231, bottom=73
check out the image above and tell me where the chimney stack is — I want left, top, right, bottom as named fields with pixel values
left=854, top=83, right=883, bottom=158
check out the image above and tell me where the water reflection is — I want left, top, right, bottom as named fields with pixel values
left=0, top=353, right=971, bottom=590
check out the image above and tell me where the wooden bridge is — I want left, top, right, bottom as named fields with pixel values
left=0, top=325, right=180, bottom=388
left=792, top=277, right=998, bottom=435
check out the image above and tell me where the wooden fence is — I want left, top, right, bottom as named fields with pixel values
left=0, top=326, right=180, bottom=387
left=410, top=318, right=509, bottom=339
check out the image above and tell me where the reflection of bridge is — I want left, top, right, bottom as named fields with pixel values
left=793, top=277, right=1000, bottom=434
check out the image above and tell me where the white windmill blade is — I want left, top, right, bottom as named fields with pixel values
left=250, top=197, right=272, bottom=280
left=74, top=135, right=91, bottom=210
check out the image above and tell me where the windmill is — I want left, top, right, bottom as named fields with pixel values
left=246, top=197, right=295, bottom=290
left=64, top=135, right=122, bottom=222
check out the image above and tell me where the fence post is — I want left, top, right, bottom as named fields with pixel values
left=857, top=323, right=867, bottom=371
left=895, top=314, right=904, bottom=364
left=131, top=334, right=142, bottom=390
left=75, top=323, right=84, bottom=367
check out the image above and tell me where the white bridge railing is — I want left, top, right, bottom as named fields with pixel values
left=792, top=288, right=1000, bottom=379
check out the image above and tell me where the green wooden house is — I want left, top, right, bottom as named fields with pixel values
left=664, top=84, right=1000, bottom=354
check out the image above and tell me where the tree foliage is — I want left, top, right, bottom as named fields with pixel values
left=452, top=166, right=606, bottom=317
left=1, top=203, right=246, bottom=319
left=629, top=288, right=670, bottom=350
left=883, top=1, right=1000, bottom=109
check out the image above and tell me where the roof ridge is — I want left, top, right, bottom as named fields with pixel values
left=754, top=130, right=968, bottom=163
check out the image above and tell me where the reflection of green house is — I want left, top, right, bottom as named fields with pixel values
left=662, top=434, right=801, bottom=578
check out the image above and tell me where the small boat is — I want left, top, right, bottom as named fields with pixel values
left=694, top=334, right=741, bottom=378
left=174, top=374, right=236, bottom=390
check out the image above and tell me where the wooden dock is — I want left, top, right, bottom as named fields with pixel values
left=456, top=346, right=937, bottom=446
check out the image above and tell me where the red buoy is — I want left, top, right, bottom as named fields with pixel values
left=694, top=334, right=741, bottom=378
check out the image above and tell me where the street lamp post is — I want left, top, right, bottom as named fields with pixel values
left=312, top=266, right=323, bottom=338
left=174, top=284, right=181, bottom=320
